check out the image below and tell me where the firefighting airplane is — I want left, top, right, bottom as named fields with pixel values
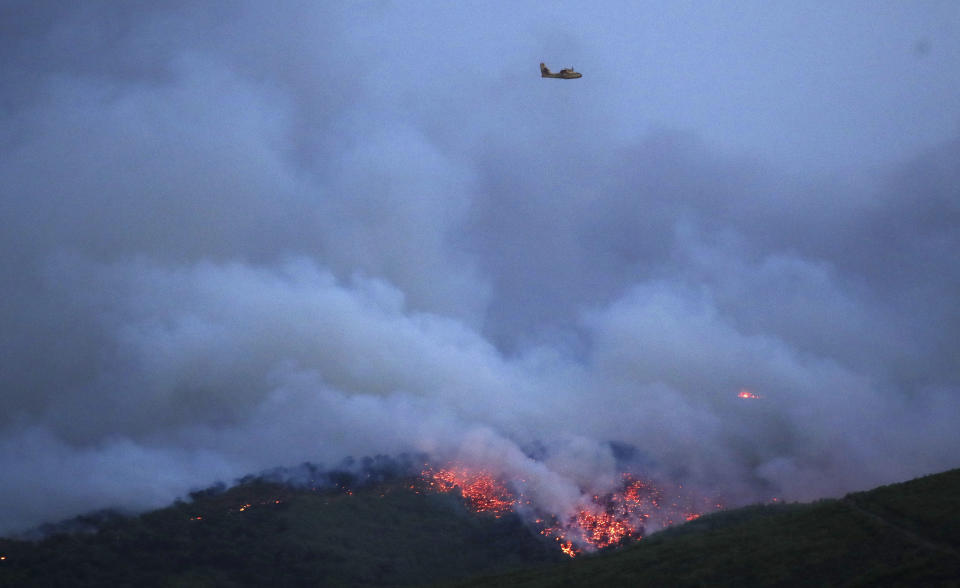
left=540, top=62, right=582, bottom=79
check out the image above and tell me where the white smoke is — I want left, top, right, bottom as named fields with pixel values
left=1, top=2, right=959, bottom=535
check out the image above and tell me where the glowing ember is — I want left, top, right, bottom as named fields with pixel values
left=220, top=498, right=287, bottom=517
left=737, top=388, right=761, bottom=399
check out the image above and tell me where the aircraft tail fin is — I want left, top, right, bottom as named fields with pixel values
left=540, top=62, right=552, bottom=77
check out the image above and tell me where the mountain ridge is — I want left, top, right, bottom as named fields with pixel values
left=1, top=467, right=958, bottom=587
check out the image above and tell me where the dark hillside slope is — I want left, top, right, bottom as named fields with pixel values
left=451, top=469, right=960, bottom=587
left=845, top=468, right=960, bottom=551
left=0, top=478, right=562, bottom=587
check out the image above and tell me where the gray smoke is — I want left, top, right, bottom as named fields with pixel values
left=2, top=1, right=959, bottom=535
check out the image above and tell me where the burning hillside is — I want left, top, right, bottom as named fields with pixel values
left=418, top=464, right=722, bottom=556
left=176, top=458, right=722, bottom=558
left=166, top=456, right=722, bottom=559
left=420, top=465, right=516, bottom=516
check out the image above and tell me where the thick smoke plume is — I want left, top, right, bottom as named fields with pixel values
left=2, top=2, right=959, bottom=535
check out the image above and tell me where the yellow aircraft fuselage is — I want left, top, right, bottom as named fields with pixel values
left=540, top=62, right=582, bottom=79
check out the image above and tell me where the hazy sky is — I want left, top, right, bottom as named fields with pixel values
left=2, top=1, right=959, bottom=534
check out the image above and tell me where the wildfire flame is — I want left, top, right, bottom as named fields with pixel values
left=737, top=388, right=761, bottom=399
left=420, top=465, right=719, bottom=557
left=420, top=465, right=516, bottom=516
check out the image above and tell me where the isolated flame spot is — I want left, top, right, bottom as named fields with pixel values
left=737, top=388, right=761, bottom=399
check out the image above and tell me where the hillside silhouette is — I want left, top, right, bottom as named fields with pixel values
left=1, top=465, right=958, bottom=587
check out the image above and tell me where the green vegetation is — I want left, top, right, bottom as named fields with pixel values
left=845, top=468, right=960, bottom=549
left=2, top=468, right=958, bottom=587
